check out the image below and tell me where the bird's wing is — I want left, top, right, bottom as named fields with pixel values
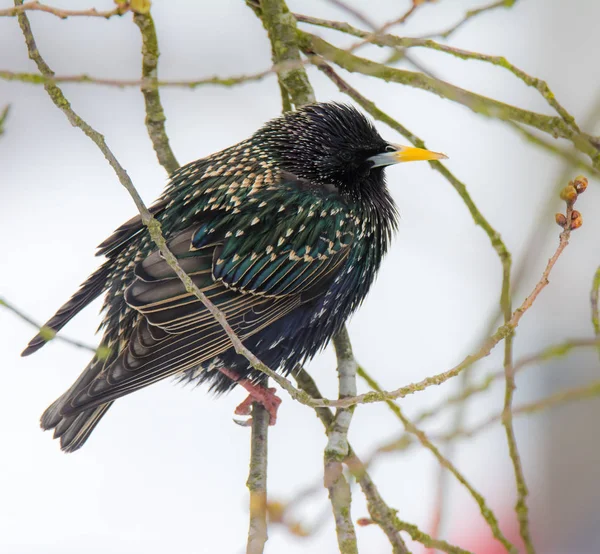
left=61, top=189, right=354, bottom=415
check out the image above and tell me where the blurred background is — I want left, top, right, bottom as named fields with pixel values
left=1, top=1, right=600, bottom=552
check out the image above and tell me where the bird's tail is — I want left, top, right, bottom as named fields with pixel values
left=41, top=396, right=113, bottom=453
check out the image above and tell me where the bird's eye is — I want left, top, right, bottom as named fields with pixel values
left=385, top=145, right=397, bottom=153
left=340, top=151, right=352, bottom=161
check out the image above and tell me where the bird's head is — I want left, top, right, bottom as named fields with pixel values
left=257, top=102, right=447, bottom=200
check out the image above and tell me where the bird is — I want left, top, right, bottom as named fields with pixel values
left=22, top=102, right=446, bottom=452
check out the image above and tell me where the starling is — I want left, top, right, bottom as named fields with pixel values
left=23, top=102, right=446, bottom=452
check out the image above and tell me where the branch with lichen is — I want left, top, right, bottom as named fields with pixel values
left=297, top=31, right=600, bottom=170
left=132, top=11, right=179, bottom=174
left=246, top=402, right=270, bottom=554
left=248, top=0, right=315, bottom=109
left=324, top=326, right=359, bottom=554
left=0, top=0, right=131, bottom=18
left=294, top=367, right=410, bottom=554
left=430, top=0, right=519, bottom=39
left=0, top=296, right=97, bottom=353
left=0, top=67, right=280, bottom=89
left=295, top=13, right=579, bottom=135
left=358, top=367, right=518, bottom=554
left=0, top=105, right=9, bottom=136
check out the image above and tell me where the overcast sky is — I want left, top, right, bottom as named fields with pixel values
left=2, top=1, right=600, bottom=553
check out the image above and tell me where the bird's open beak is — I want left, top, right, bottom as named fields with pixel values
left=368, top=144, right=448, bottom=168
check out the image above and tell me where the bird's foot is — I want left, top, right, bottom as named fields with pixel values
left=218, top=367, right=282, bottom=426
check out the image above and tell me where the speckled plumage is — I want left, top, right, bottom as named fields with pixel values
left=24, top=103, right=402, bottom=452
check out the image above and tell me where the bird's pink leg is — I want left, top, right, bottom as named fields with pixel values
left=217, top=367, right=282, bottom=425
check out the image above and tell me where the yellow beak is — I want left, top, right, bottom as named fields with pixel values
left=369, top=144, right=448, bottom=167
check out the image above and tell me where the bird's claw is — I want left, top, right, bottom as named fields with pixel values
left=233, top=386, right=282, bottom=426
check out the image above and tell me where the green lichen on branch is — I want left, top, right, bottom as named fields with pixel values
left=358, top=367, right=518, bottom=554
left=295, top=13, right=579, bottom=134
left=297, top=31, right=600, bottom=171
left=249, top=0, right=314, bottom=109
left=0, top=105, right=8, bottom=136
left=133, top=11, right=179, bottom=174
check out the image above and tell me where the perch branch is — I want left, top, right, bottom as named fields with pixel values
left=325, top=326, right=359, bottom=554
left=246, top=402, right=270, bottom=554
left=294, top=367, right=410, bottom=554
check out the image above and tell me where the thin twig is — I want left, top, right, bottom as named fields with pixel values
left=295, top=14, right=580, bottom=134
left=438, top=379, right=600, bottom=443
left=294, top=367, right=410, bottom=554
left=591, top=267, right=600, bottom=359
left=0, top=68, right=277, bottom=89
left=371, top=338, right=600, bottom=457
left=0, top=105, right=9, bottom=136
left=358, top=367, right=519, bottom=554
left=430, top=0, right=519, bottom=39
left=0, top=1, right=130, bottom=19
left=324, top=0, right=377, bottom=30
left=132, top=11, right=179, bottom=174
left=510, top=123, right=597, bottom=174
left=297, top=32, right=600, bottom=169
left=0, top=297, right=97, bottom=353
left=500, top=239, right=534, bottom=554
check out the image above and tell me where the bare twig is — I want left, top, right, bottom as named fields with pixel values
left=0, top=104, right=9, bottom=136
left=297, top=32, right=600, bottom=169
left=358, top=367, right=518, bottom=554
left=324, top=0, right=377, bottom=30
left=132, top=11, right=179, bottom=174
left=511, top=123, right=597, bottom=174
left=294, top=367, right=410, bottom=554
left=295, top=14, right=580, bottom=134
left=438, top=379, right=600, bottom=443
left=591, top=267, right=600, bottom=357
left=0, top=297, right=97, bottom=353
left=430, top=0, right=519, bottom=39
left=0, top=1, right=130, bottom=19
left=371, top=337, right=600, bottom=458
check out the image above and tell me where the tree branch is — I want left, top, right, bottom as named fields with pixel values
left=325, top=326, right=359, bottom=554
left=295, top=13, right=580, bottom=134
left=132, top=11, right=179, bottom=174
left=431, top=0, right=520, bottom=39
left=294, top=367, right=410, bottom=554
left=358, top=367, right=518, bottom=554
left=297, top=32, right=600, bottom=170
left=0, top=1, right=130, bottom=19
left=0, top=297, right=97, bottom=353
left=250, top=0, right=315, bottom=108
left=246, top=402, right=270, bottom=554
